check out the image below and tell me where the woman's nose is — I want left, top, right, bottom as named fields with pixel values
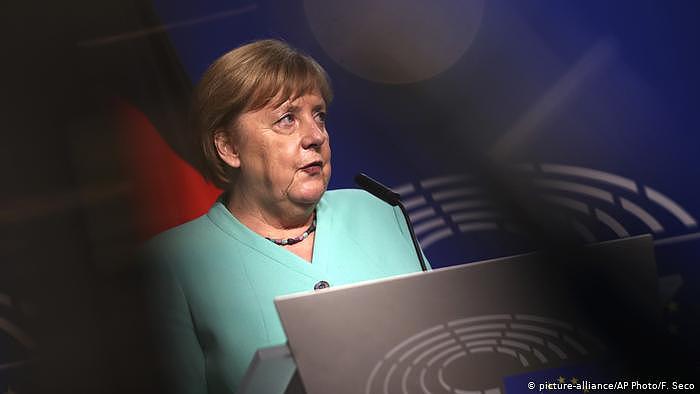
left=300, top=119, right=327, bottom=149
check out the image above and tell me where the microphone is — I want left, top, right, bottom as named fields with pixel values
left=354, top=173, right=401, bottom=206
left=354, top=173, right=428, bottom=272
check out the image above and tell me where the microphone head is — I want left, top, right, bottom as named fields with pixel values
left=354, top=173, right=401, bottom=206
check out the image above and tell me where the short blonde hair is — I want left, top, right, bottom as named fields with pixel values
left=190, top=39, right=333, bottom=189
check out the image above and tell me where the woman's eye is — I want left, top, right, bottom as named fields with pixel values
left=315, top=112, right=327, bottom=124
left=278, top=114, right=295, bottom=125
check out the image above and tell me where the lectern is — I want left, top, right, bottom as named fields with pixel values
left=239, top=235, right=658, bottom=394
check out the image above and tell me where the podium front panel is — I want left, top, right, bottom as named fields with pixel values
left=275, top=235, right=658, bottom=394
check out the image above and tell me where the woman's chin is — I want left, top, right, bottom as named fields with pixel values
left=289, top=185, right=327, bottom=206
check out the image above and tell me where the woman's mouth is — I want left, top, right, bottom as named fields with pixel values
left=300, top=161, right=323, bottom=174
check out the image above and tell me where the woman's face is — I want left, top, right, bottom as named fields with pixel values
left=223, top=92, right=332, bottom=210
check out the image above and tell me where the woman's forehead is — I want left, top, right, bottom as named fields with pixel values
left=268, top=91, right=326, bottom=110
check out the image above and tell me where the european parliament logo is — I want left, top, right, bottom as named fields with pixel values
left=365, top=314, right=607, bottom=394
left=393, top=163, right=697, bottom=251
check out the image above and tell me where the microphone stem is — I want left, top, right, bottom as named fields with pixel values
left=397, top=202, right=428, bottom=272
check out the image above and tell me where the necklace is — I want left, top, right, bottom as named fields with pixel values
left=265, top=215, right=317, bottom=246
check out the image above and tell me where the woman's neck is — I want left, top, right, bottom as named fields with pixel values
left=225, top=188, right=315, bottom=239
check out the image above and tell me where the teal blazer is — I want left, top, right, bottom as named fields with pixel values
left=147, top=189, right=428, bottom=393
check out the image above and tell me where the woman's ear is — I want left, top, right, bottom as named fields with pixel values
left=214, top=130, right=241, bottom=168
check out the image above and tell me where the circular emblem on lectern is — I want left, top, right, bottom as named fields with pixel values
left=364, top=314, right=605, bottom=394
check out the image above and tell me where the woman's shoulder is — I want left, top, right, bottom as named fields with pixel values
left=321, top=188, right=399, bottom=225
left=322, top=188, right=389, bottom=210
left=143, top=208, right=240, bottom=272
left=147, top=214, right=216, bottom=253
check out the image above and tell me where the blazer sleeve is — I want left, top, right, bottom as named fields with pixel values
left=150, top=259, right=208, bottom=394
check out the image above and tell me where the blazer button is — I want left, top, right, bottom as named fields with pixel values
left=313, top=280, right=330, bottom=290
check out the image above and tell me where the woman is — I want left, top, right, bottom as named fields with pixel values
left=148, top=39, right=428, bottom=393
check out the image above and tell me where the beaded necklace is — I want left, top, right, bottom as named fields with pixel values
left=265, top=215, right=317, bottom=246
